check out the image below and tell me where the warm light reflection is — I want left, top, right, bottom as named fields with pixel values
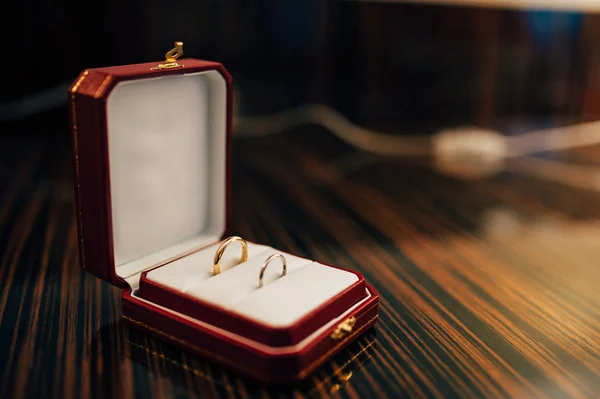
left=362, top=0, right=600, bottom=12
left=482, top=207, right=600, bottom=244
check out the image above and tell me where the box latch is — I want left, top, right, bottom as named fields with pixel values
left=330, top=317, right=356, bottom=340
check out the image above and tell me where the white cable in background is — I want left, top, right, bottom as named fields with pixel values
left=234, top=102, right=600, bottom=157
left=7, top=83, right=599, bottom=161
left=234, top=104, right=430, bottom=157
left=4, top=83, right=600, bottom=191
left=508, top=121, right=600, bottom=156
left=235, top=103, right=600, bottom=188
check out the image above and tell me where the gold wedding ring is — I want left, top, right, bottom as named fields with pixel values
left=213, top=236, right=249, bottom=275
left=258, top=253, right=287, bottom=288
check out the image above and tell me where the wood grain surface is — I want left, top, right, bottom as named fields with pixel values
left=1, top=127, right=600, bottom=398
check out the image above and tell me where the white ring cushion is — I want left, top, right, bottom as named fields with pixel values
left=145, top=241, right=359, bottom=328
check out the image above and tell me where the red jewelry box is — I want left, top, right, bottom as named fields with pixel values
left=69, top=44, right=379, bottom=383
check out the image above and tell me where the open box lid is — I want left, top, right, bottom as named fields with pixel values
left=69, top=44, right=232, bottom=288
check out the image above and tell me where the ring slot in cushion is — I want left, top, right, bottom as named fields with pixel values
left=227, top=263, right=359, bottom=328
left=184, top=249, right=313, bottom=306
left=145, top=241, right=271, bottom=293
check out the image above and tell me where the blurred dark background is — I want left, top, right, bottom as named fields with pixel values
left=3, top=4, right=600, bottom=398
left=3, top=0, right=600, bottom=138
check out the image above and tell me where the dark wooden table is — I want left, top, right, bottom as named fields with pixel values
left=1, top=122, right=600, bottom=398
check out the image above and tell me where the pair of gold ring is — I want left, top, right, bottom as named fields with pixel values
left=213, top=236, right=287, bottom=288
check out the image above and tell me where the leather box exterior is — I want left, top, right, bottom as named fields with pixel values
left=122, top=284, right=379, bottom=383
left=69, top=59, right=233, bottom=287
left=69, top=57, right=380, bottom=383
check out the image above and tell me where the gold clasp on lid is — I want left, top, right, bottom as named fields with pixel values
left=152, top=41, right=184, bottom=70
left=330, top=317, right=356, bottom=340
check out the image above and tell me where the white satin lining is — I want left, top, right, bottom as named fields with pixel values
left=106, top=70, right=227, bottom=278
